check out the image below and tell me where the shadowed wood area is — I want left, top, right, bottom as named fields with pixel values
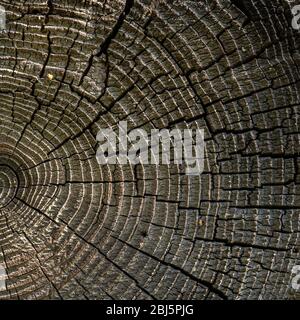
left=0, top=0, right=299, bottom=300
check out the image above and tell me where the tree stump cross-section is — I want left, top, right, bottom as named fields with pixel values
left=0, top=0, right=299, bottom=300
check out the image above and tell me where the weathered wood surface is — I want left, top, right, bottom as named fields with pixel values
left=0, top=0, right=299, bottom=300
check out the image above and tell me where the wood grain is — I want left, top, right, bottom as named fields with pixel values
left=0, top=0, right=299, bottom=300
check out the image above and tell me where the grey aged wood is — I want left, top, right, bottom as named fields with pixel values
left=0, top=0, right=299, bottom=300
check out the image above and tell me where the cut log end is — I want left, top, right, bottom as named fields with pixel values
left=0, top=0, right=299, bottom=300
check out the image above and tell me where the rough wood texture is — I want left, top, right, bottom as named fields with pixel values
left=0, top=0, right=299, bottom=300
